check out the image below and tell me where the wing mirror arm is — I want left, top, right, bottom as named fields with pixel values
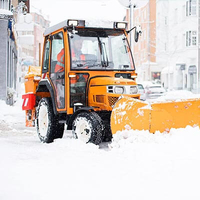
left=127, top=25, right=142, bottom=43
left=127, top=26, right=136, bottom=34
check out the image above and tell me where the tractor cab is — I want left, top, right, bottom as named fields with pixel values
left=40, top=19, right=139, bottom=115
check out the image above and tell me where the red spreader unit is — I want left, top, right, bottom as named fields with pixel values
left=22, top=93, right=36, bottom=127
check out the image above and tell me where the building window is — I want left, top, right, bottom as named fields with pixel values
left=186, top=31, right=191, bottom=46
left=192, top=31, right=197, bottom=45
left=174, top=9, right=178, bottom=24
left=164, top=43, right=167, bottom=51
left=174, top=36, right=178, bottom=49
left=186, top=0, right=196, bottom=16
left=164, top=16, right=167, bottom=25
left=152, top=72, right=161, bottom=81
left=143, top=30, right=146, bottom=40
left=183, top=34, right=186, bottom=48
left=182, top=5, right=186, bottom=20
left=191, top=0, right=196, bottom=15
left=186, top=31, right=197, bottom=46
left=0, top=0, right=9, bottom=10
left=144, top=10, right=146, bottom=20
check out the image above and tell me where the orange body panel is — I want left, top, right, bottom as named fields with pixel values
left=88, top=77, right=139, bottom=111
left=24, top=66, right=41, bottom=93
left=67, top=71, right=138, bottom=114
left=24, top=78, right=40, bottom=93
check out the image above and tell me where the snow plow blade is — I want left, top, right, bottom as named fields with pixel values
left=111, top=97, right=200, bottom=134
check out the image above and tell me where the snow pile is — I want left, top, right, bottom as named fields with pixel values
left=0, top=99, right=25, bottom=133
left=155, top=90, right=200, bottom=102
left=110, top=125, right=200, bottom=149
left=110, top=129, right=168, bottom=148
left=108, top=126, right=200, bottom=200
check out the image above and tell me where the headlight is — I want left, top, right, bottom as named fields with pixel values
left=114, top=86, right=124, bottom=94
left=114, top=22, right=127, bottom=29
left=130, top=86, right=138, bottom=94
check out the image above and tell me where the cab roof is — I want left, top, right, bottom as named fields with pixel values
left=44, top=19, right=127, bottom=36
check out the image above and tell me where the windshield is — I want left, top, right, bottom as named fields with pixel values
left=68, top=28, right=135, bottom=71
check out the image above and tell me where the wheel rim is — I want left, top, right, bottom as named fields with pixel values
left=74, top=117, right=92, bottom=143
left=38, top=104, right=49, bottom=138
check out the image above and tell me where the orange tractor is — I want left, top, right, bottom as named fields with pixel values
left=22, top=19, right=200, bottom=145
left=22, top=19, right=141, bottom=144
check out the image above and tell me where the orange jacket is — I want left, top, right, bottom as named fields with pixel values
left=72, top=49, right=85, bottom=61
left=55, top=48, right=65, bottom=73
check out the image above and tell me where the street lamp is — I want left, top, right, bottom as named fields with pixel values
left=118, top=0, right=136, bottom=53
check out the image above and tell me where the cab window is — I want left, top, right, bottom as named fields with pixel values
left=42, top=39, right=50, bottom=73
left=70, top=73, right=89, bottom=107
left=51, top=32, right=65, bottom=73
left=50, top=32, right=65, bottom=109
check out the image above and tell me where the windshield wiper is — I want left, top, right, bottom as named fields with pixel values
left=101, top=42, right=109, bottom=67
left=73, top=60, right=101, bottom=68
left=98, top=37, right=108, bottom=67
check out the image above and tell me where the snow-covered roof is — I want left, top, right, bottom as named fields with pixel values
left=0, top=9, right=13, bottom=19
left=44, top=19, right=126, bottom=36
left=0, top=8, right=13, bottom=15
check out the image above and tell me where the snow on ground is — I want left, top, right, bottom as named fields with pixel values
left=1, top=95, right=200, bottom=200
left=155, top=90, right=200, bottom=102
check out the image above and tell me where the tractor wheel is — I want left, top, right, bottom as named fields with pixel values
left=72, top=112, right=104, bottom=145
left=36, top=97, right=62, bottom=143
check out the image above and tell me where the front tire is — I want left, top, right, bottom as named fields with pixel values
left=72, top=112, right=104, bottom=145
left=36, top=97, right=63, bottom=143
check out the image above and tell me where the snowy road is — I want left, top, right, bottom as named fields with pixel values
left=0, top=99, right=200, bottom=200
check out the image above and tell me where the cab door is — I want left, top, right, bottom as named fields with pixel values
left=50, top=32, right=65, bottom=109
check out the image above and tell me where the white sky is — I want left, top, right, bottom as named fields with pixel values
left=30, top=0, right=127, bottom=26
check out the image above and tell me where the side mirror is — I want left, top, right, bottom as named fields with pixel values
left=134, top=26, right=142, bottom=43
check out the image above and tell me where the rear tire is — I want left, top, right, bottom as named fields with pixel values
left=72, top=112, right=104, bottom=145
left=36, top=97, right=64, bottom=143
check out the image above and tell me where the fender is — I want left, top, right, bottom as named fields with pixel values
left=36, top=80, right=58, bottom=115
left=67, top=106, right=94, bottom=130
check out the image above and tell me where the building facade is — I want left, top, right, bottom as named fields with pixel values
left=0, top=0, right=50, bottom=104
left=15, top=9, right=50, bottom=80
left=0, top=0, right=18, bottom=105
left=157, top=0, right=199, bottom=92
left=126, top=0, right=157, bottom=82
left=126, top=0, right=200, bottom=92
